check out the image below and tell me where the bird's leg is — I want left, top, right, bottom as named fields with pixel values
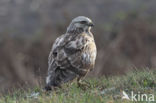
left=77, top=77, right=82, bottom=87
left=83, top=79, right=91, bottom=87
left=77, top=77, right=91, bottom=90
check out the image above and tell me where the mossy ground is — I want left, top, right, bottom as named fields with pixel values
left=0, top=69, right=155, bottom=103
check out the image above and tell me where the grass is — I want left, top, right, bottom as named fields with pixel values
left=0, top=69, right=155, bottom=103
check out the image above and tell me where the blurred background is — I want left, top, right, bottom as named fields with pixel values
left=0, top=0, right=156, bottom=92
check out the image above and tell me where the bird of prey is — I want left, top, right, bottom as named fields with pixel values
left=45, top=16, right=97, bottom=91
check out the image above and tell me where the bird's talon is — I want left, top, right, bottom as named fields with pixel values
left=77, top=81, right=91, bottom=90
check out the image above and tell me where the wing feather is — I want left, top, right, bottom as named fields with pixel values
left=47, top=32, right=96, bottom=85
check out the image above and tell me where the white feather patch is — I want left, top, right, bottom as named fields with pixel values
left=46, top=75, right=51, bottom=84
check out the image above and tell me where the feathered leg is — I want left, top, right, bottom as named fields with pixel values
left=77, top=76, right=91, bottom=90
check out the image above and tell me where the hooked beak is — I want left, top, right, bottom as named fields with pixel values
left=88, top=22, right=94, bottom=27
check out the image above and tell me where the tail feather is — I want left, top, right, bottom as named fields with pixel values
left=45, top=68, right=76, bottom=91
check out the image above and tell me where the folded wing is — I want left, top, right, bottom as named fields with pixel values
left=46, top=32, right=96, bottom=87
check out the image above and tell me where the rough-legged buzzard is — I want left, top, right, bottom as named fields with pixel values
left=45, top=16, right=97, bottom=90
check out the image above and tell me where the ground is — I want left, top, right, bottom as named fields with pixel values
left=0, top=69, right=155, bottom=103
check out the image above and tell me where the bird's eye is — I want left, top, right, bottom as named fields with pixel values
left=80, top=21, right=87, bottom=24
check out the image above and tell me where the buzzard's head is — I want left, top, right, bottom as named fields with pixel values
left=67, top=16, right=94, bottom=33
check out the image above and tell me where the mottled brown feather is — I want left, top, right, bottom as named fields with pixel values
left=45, top=16, right=96, bottom=90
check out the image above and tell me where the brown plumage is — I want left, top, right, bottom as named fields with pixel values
left=45, top=16, right=97, bottom=90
